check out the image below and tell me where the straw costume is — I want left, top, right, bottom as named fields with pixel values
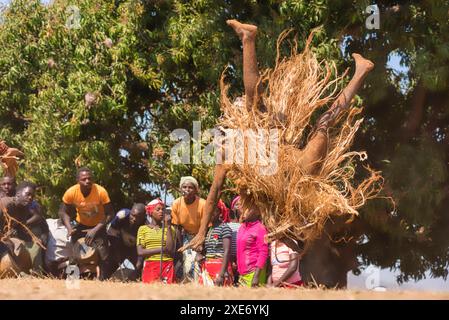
left=182, top=20, right=382, bottom=252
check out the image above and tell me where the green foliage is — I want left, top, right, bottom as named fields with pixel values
left=0, top=0, right=159, bottom=212
left=386, top=138, right=447, bottom=226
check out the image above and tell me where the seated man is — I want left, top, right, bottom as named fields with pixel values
left=58, top=167, right=114, bottom=280
left=104, top=203, right=146, bottom=280
left=0, top=182, right=47, bottom=274
left=0, top=176, right=47, bottom=243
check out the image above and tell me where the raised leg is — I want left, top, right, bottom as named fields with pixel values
left=316, top=53, right=374, bottom=131
left=299, top=53, right=374, bottom=175
left=227, top=20, right=262, bottom=111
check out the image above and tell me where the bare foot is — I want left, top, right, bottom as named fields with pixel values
left=226, top=19, right=257, bottom=41
left=352, top=53, right=374, bottom=74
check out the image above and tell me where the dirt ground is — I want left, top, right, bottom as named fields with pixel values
left=0, top=278, right=448, bottom=300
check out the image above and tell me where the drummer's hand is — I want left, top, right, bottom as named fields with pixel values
left=66, top=226, right=75, bottom=240
left=83, top=228, right=98, bottom=246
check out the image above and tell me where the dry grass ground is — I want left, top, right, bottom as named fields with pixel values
left=0, top=278, right=448, bottom=300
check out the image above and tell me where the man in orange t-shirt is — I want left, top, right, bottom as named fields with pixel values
left=58, top=167, right=114, bottom=278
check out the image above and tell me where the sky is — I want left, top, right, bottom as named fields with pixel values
left=348, top=269, right=449, bottom=292
left=0, top=0, right=447, bottom=292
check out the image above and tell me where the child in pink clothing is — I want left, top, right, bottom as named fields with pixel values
left=236, top=206, right=268, bottom=287
left=268, top=240, right=303, bottom=288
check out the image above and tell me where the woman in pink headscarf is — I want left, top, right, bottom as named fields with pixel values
left=230, top=196, right=242, bottom=223
left=198, top=200, right=233, bottom=286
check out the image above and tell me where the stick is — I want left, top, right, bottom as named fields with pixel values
left=160, top=182, right=168, bottom=282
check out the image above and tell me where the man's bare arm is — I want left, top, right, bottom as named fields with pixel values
left=25, top=203, right=43, bottom=226
left=98, top=202, right=114, bottom=230
left=84, top=202, right=114, bottom=245
left=58, top=202, right=76, bottom=237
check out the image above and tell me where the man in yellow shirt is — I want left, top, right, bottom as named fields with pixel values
left=58, top=167, right=114, bottom=279
left=171, top=176, right=206, bottom=282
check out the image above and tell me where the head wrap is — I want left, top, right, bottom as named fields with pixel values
left=145, top=198, right=165, bottom=216
left=217, top=199, right=230, bottom=223
left=230, top=196, right=241, bottom=211
left=179, top=176, right=199, bottom=190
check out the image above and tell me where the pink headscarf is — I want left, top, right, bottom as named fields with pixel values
left=230, top=196, right=241, bottom=211
left=145, top=198, right=165, bottom=216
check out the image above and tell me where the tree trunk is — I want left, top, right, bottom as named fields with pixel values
left=300, top=238, right=350, bottom=288
left=401, top=81, right=426, bottom=140
left=299, top=215, right=363, bottom=288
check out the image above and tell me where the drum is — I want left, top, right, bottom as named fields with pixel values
left=73, top=237, right=100, bottom=276
left=0, top=238, right=32, bottom=278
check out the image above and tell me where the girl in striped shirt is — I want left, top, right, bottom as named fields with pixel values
left=137, top=199, right=175, bottom=284
left=199, top=200, right=233, bottom=286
